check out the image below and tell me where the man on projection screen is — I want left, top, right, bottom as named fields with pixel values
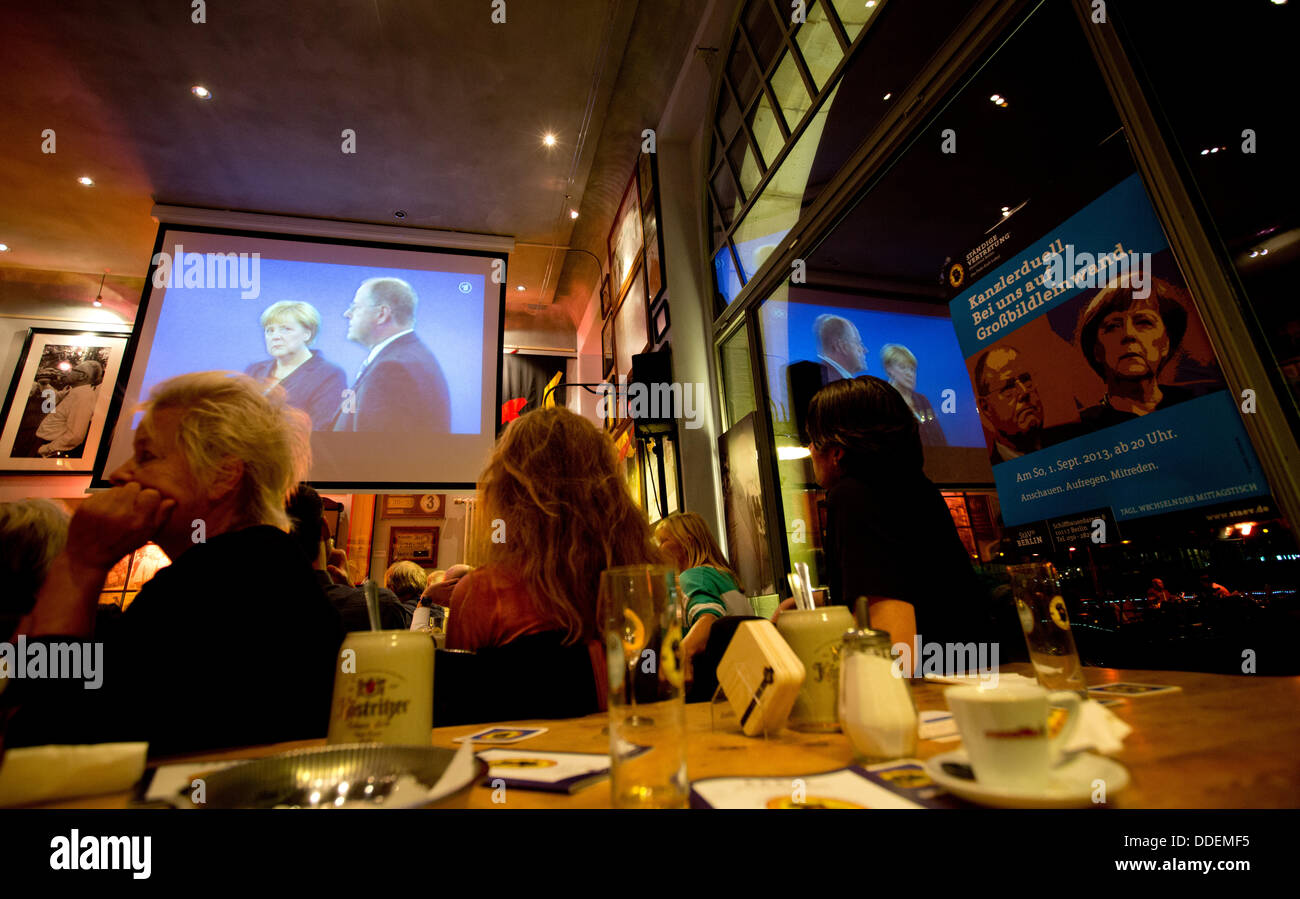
left=332, top=277, right=451, bottom=433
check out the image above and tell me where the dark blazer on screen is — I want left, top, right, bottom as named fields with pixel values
left=333, top=332, right=451, bottom=433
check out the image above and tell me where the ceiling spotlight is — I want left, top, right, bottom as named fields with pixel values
left=882, top=92, right=892, bottom=100
left=542, top=133, right=557, bottom=147
left=0, top=243, right=8, bottom=252
left=1200, top=149, right=1209, bottom=155
left=570, top=209, right=579, bottom=219
left=393, top=210, right=406, bottom=219
left=990, top=94, right=1001, bottom=102
left=1261, top=248, right=1268, bottom=255
left=516, top=285, right=526, bottom=291
left=78, top=176, right=94, bottom=186
left=191, top=85, right=212, bottom=99
left=1250, top=250, right=1259, bottom=257
left=1210, top=147, right=1219, bottom=153
left=1271, top=0, right=1286, bottom=6
left=92, top=299, right=102, bottom=307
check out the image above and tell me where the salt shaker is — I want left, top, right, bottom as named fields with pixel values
left=838, top=627, right=918, bottom=761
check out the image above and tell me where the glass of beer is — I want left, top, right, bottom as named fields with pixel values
left=1007, top=562, right=1088, bottom=696
left=327, top=631, right=435, bottom=745
left=599, top=565, right=688, bottom=809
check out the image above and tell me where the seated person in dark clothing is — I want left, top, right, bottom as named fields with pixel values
left=445, top=407, right=663, bottom=717
left=0, top=499, right=69, bottom=754
left=1076, top=276, right=1201, bottom=429
left=385, top=560, right=428, bottom=618
left=800, top=376, right=989, bottom=669
left=8, top=372, right=344, bottom=756
left=286, top=485, right=411, bottom=631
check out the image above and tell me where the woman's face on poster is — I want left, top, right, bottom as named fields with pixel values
left=1095, top=303, right=1169, bottom=381
left=264, top=317, right=312, bottom=359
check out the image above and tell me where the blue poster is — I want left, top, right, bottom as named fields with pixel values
left=948, top=174, right=1268, bottom=526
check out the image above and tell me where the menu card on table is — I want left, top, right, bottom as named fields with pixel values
left=690, top=760, right=968, bottom=809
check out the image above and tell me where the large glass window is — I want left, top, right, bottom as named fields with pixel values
left=740, top=0, right=1300, bottom=673
left=1114, top=0, right=1300, bottom=411
left=707, top=0, right=977, bottom=311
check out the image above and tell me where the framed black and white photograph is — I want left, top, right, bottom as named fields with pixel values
left=599, top=273, right=612, bottom=320
left=0, top=328, right=129, bottom=474
left=601, top=313, right=616, bottom=380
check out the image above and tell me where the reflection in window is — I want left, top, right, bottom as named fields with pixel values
left=714, top=246, right=745, bottom=307
left=795, top=0, right=843, bottom=92
left=830, top=0, right=875, bottom=42
left=730, top=84, right=841, bottom=280
left=720, top=324, right=756, bottom=428
left=770, top=49, right=812, bottom=133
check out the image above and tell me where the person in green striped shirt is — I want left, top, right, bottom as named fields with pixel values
left=654, top=512, right=749, bottom=679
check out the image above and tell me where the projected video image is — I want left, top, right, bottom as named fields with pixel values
left=141, top=259, right=482, bottom=434
left=97, top=227, right=504, bottom=489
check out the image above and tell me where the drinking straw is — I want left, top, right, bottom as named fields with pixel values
left=363, top=580, right=382, bottom=631
left=796, top=563, right=814, bottom=609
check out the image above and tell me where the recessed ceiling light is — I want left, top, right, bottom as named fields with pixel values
left=191, top=85, right=211, bottom=99
left=516, top=285, right=526, bottom=291
left=542, top=133, right=557, bottom=147
left=78, top=176, right=94, bottom=186
left=393, top=210, right=406, bottom=219
left=569, top=209, right=579, bottom=219
left=882, top=92, right=891, bottom=100
left=0, top=243, right=8, bottom=252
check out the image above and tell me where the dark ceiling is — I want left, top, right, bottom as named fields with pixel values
left=0, top=0, right=706, bottom=327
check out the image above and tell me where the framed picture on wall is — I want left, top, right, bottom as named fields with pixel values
left=613, top=262, right=649, bottom=378
left=382, top=493, right=445, bottom=518
left=388, top=526, right=440, bottom=568
left=607, top=173, right=643, bottom=301
left=637, top=150, right=654, bottom=211
left=601, top=314, right=616, bottom=380
left=599, top=274, right=612, bottom=320
left=643, top=203, right=664, bottom=306
left=0, top=328, right=130, bottom=474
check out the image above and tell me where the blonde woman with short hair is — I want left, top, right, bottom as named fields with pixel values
left=385, top=560, right=429, bottom=609
left=245, top=300, right=347, bottom=430
left=11, top=371, right=343, bottom=755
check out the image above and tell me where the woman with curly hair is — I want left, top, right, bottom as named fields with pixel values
left=447, top=407, right=662, bottom=652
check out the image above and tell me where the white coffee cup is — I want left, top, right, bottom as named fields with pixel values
left=945, top=683, right=1082, bottom=793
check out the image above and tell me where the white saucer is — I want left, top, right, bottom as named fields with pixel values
left=923, top=749, right=1130, bottom=809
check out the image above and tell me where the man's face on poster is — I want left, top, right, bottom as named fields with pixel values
left=1094, top=302, right=1170, bottom=382
left=980, top=348, right=1044, bottom=440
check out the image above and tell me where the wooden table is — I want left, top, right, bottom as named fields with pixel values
left=30, top=664, right=1300, bottom=809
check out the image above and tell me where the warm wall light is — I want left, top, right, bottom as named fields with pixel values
left=191, top=85, right=212, bottom=99
left=78, top=176, right=94, bottom=186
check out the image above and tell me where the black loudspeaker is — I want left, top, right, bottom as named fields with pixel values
left=786, top=359, right=826, bottom=446
left=630, top=350, right=675, bottom=438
